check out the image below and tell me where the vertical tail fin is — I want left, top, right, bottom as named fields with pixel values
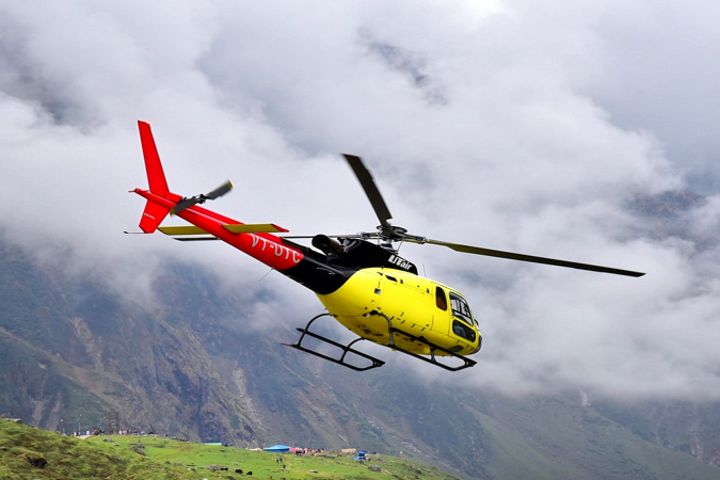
left=137, top=120, right=171, bottom=232
left=138, top=120, right=170, bottom=195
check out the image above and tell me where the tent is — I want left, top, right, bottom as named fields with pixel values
left=263, top=444, right=290, bottom=453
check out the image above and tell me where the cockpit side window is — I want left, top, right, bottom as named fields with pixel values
left=449, top=292, right=474, bottom=325
left=452, top=320, right=477, bottom=342
left=435, top=286, right=448, bottom=311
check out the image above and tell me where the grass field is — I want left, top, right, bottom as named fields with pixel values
left=0, top=418, right=459, bottom=479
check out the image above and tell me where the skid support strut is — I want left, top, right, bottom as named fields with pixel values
left=284, top=313, right=385, bottom=371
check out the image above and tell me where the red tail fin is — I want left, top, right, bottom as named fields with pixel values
left=138, top=120, right=170, bottom=195
left=137, top=120, right=171, bottom=233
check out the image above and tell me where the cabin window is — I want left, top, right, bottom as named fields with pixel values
left=452, top=320, right=476, bottom=342
left=435, top=286, right=448, bottom=311
left=449, top=292, right=475, bottom=326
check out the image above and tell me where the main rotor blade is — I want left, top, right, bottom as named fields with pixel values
left=343, top=154, right=392, bottom=228
left=425, top=239, right=645, bottom=277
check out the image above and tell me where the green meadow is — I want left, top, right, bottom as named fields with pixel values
left=0, top=418, right=458, bottom=479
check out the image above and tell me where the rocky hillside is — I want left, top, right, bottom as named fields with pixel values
left=0, top=241, right=259, bottom=444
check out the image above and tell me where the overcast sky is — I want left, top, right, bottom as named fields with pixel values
left=1, top=0, right=718, bottom=400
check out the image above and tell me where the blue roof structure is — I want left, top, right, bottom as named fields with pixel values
left=263, top=444, right=290, bottom=452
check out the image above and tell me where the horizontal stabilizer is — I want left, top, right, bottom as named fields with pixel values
left=158, top=223, right=289, bottom=237
left=223, top=223, right=289, bottom=234
left=174, top=237, right=218, bottom=242
left=158, top=225, right=209, bottom=236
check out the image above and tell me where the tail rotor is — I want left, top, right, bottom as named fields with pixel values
left=173, top=180, right=233, bottom=213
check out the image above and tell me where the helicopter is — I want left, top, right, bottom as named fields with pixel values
left=129, top=121, right=644, bottom=372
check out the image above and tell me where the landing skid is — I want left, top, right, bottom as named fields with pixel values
left=283, top=313, right=385, bottom=371
left=387, top=327, right=477, bottom=372
left=285, top=313, right=477, bottom=372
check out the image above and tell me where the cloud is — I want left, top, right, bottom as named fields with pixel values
left=578, top=1, right=720, bottom=193
left=0, top=0, right=718, bottom=400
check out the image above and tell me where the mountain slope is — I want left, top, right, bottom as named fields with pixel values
left=1, top=237, right=719, bottom=479
left=0, top=241, right=260, bottom=443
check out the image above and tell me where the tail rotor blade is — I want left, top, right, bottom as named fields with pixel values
left=205, top=180, right=233, bottom=200
left=173, top=180, right=233, bottom=214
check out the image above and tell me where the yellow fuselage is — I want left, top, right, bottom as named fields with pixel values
left=317, top=267, right=481, bottom=356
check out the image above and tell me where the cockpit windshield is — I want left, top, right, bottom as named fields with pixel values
left=449, top=292, right=476, bottom=326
